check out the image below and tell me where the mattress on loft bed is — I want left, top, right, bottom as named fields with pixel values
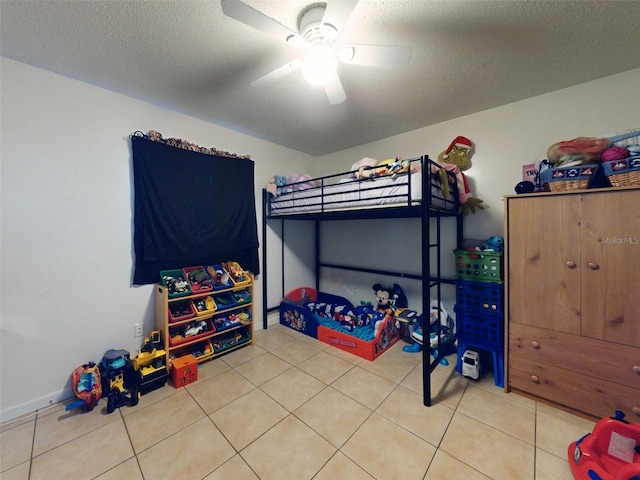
left=269, top=169, right=455, bottom=216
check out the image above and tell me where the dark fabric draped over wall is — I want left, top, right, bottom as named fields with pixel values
left=132, top=135, right=259, bottom=285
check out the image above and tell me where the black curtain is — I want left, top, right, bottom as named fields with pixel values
left=132, top=136, right=259, bottom=285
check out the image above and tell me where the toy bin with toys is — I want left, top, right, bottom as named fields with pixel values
left=160, top=269, right=192, bottom=298
left=191, top=295, right=217, bottom=316
left=169, top=319, right=213, bottom=347
left=454, top=249, right=503, bottom=283
left=222, top=261, right=251, bottom=287
left=206, top=264, right=233, bottom=290
left=168, top=300, right=196, bottom=323
left=182, top=266, right=213, bottom=293
left=279, top=287, right=401, bottom=361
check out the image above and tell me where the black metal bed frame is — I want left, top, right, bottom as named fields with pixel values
left=261, top=155, right=463, bottom=406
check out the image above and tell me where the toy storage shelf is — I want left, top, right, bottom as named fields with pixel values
left=155, top=274, right=254, bottom=374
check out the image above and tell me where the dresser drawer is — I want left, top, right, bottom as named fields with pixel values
left=509, top=354, right=640, bottom=420
left=509, top=322, right=640, bottom=389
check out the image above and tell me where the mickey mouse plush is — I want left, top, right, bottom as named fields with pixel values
left=372, top=283, right=408, bottom=313
left=372, top=284, right=393, bottom=313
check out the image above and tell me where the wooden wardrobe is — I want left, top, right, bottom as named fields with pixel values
left=504, top=187, right=640, bottom=420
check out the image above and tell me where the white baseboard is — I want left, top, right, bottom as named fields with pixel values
left=2, top=312, right=282, bottom=425
left=1, top=387, right=74, bottom=426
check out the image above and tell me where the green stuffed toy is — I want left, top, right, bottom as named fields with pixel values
left=437, top=136, right=484, bottom=215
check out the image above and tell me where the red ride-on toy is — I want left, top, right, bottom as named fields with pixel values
left=568, top=411, right=640, bottom=480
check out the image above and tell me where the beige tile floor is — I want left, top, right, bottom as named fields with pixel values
left=1, top=323, right=596, bottom=480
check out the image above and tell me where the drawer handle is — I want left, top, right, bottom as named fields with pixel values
left=531, top=341, right=541, bottom=350
left=531, top=375, right=540, bottom=384
left=633, top=365, right=640, bottom=375
left=587, top=262, right=599, bottom=270
left=565, top=261, right=577, bottom=269
left=633, top=407, right=640, bottom=417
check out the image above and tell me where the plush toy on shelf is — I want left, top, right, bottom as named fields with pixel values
left=437, top=136, right=484, bottom=215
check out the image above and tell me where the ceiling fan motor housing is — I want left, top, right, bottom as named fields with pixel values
left=298, top=4, right=337, bottom=45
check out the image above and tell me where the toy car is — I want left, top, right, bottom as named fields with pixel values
left=99, top=349, right=139, bottom=414
left=568, top=410, right=640, bottom=480
left=461, top=349, right=480, bottom=380
left=184, top=320, right=208, bottom=337
left=132, top=330, right=169, bottom=395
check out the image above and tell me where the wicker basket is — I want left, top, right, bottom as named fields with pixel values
left=540, top=164, right=602, bottom=192
left=603, top=157, right=640, bottom=187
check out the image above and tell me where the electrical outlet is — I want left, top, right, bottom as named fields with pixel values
left=134, top=323, right=143, bottom=338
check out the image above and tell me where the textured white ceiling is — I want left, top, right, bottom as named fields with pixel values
left=2, top=0, right=639, bottom=156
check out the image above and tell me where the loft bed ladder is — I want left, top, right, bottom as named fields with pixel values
left=261, top=155, right=463, bottom=406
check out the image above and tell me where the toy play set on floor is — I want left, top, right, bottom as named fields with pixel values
left=279, top=282, right=457, bottom=362
left=568, top=411, right=640, bottom=480
left=280, top=286, right=402, bottom=361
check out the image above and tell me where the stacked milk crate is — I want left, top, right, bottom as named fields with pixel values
left=453, top=249, right=504, bottom=387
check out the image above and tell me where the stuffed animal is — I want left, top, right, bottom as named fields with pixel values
left=390, top=283, right=408, bottom=309
left=286, top=173, right=318, bottom=191
left=266, top=175, right=288, bottom=196
left=437, top=136, right=484, bottom=215
left=357, top=156, right=409, bottom=180
left=482, top=236, right=504, bottom=252
left=357, top=162, right=389, bottom=180
left=378, top=156, right=410, bottom=178
left=372, top=284, right=393, bottom=313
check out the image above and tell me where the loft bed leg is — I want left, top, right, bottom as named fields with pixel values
left=421, top=156, right=432, bottom=406
left=262, top=188, right=269, bottom=330
left=281, top=220, right=285, bottom=300
left=315, top=220, right=320, bottom=291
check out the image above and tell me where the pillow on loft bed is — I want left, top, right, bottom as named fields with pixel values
left=350, top=157, right=379, bottom=178
left=286, top=173, right=318, bottom=191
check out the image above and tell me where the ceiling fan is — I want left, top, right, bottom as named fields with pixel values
left=220, top=0, right=412, bottom=104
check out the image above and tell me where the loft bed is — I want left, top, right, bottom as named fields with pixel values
left=261, top=155, right=463, bottom=406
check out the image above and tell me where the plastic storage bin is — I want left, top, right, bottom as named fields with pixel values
left=191, top=295, right=217, bottom=316
left=455, top=306, right=503, bottom=349
left=160, top=269, right=192, bottom=298
left=183, top=266, right=213, bottom=293
left=168, top=300, right=196, bottom=323
left=454, top=250, right=503, bottom=283
left=206, top=265, right=233, bottom=290
left=455, top=280, right=503, bottom=314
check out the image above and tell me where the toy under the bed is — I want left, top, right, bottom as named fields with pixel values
left=280, top=287, right=401, bottom=361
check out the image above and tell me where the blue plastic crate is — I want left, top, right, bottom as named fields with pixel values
left=455, top=280, right=503, bottom=314
left=454, top=306, right=504, bottom=349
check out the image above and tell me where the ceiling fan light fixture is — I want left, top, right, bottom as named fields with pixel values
left=302, top=43, right=337, bottom=86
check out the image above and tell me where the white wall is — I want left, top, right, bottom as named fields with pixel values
left=310, top=69, right=640, bottom=310
left=0, top=57, right=314, bottom=422
left=2, top=56, right=638, bottom=422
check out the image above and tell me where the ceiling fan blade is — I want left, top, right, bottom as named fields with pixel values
left=221, top=0, right=299, bottom=43
left=250, top=58, right=302, bottom=88
left=324, top=71, right=347, bottom=105
left=322, top=1, right=358, bottom=34
left=339, top=44, right=412, bottom=69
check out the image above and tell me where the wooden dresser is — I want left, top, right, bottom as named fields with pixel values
left=504, top=187, right=640, bottom=420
